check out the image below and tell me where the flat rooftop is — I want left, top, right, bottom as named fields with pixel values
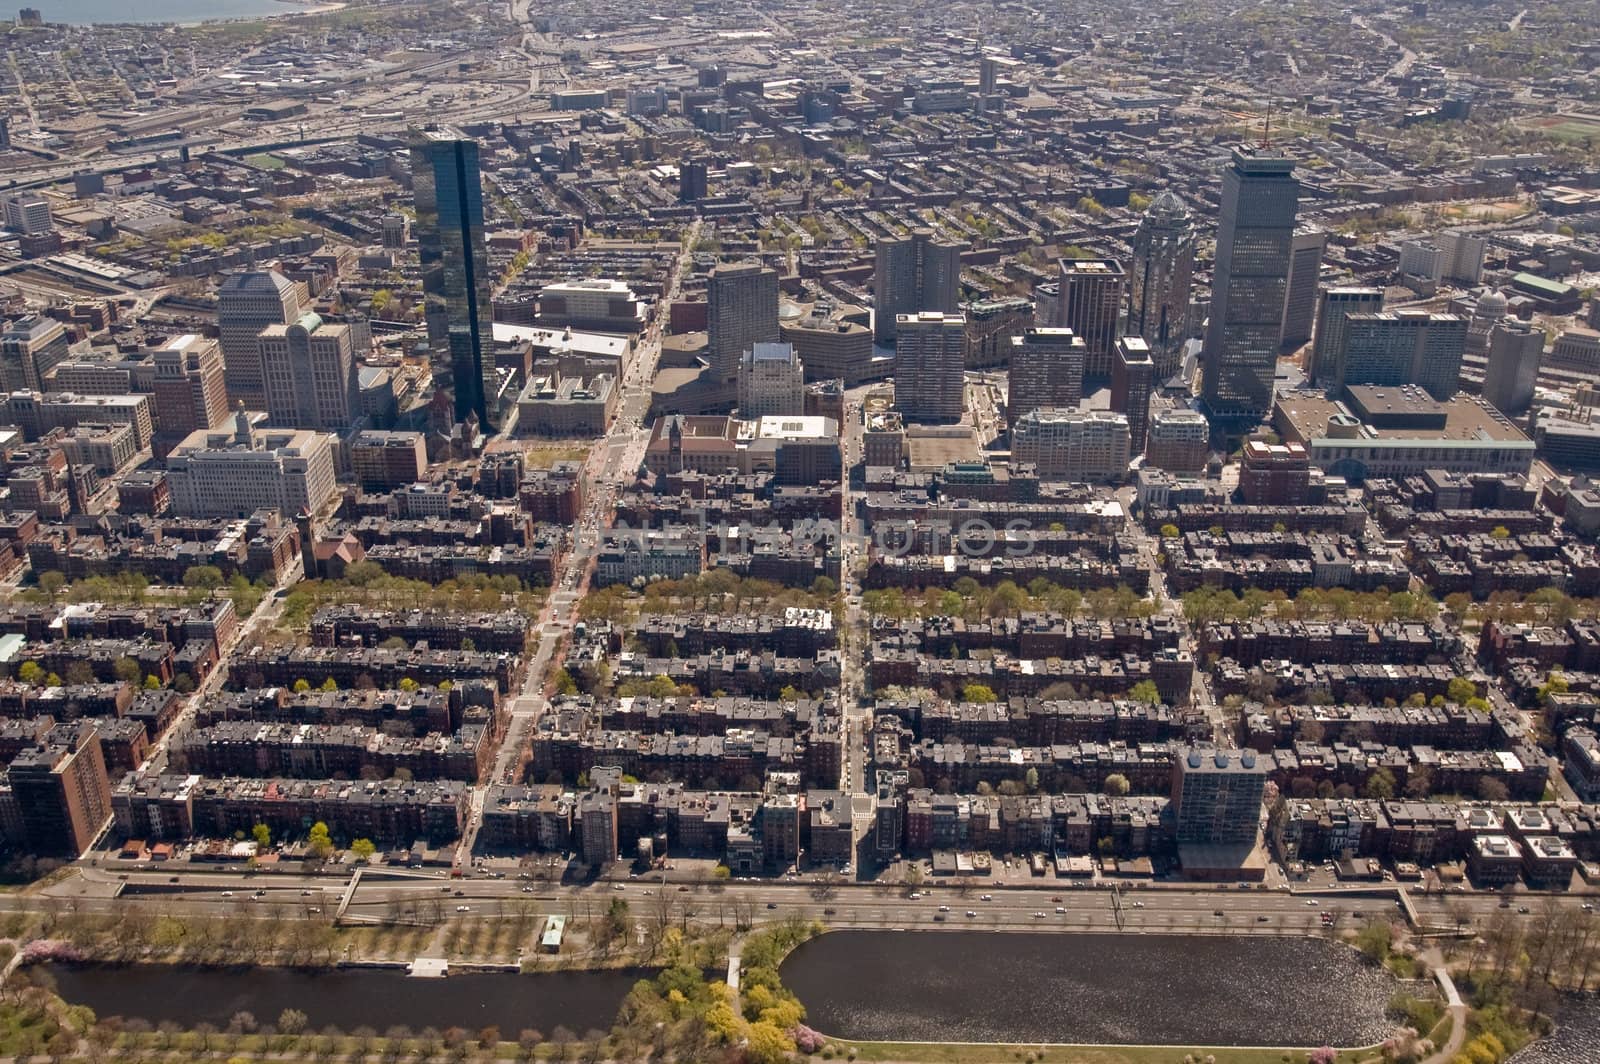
left=1276, top=389, right=1531, bottom=446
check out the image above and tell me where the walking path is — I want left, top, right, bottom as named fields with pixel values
left=1420, top=947, right=1469, bottom=1064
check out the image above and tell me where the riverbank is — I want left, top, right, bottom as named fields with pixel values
left=828, top=1040, right=1388, bottom=1064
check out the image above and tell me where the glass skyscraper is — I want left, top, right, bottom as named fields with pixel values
left=411, top=127, right=495, bottom=429
left=1202, top=148, right=1299, bottom=423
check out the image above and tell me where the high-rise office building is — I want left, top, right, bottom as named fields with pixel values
left=964, top=297, right=1034, bottom=369
left=779, top=299, right=873, bottom=386
left=1202, top=149, right=1299, bottom=422
left=412, top=128, right=496, bottom=429
left=1309, top=286, right=1384, bottom=388
left=1011, top=409, right=1130, bottom=482
left=218, top=270, right=300, bottom=411
left=1171, top=747, right=1266, bottom=846
left=1400, top=232, right=1486, bottom=286
left=0, top=314, right=70, bottom=392
left=679, top=160, right=708, bottom=203
left=873, top=229, right=962, bottom=344
left=1127, top=192, right=1196, bottom=381
left=258, top=311, right=358, bottom=432
left=152, top=334, right=229, bottom=444
left=738, top=342, right=806, bottom=419
left=1007, top=327, right=1085, bottom=427
left=166, top=410, right=339, bottom=519
left=1439, top=230, right=1487, bottom=285
left=893, top=311, right=965, bottom=423
left=380, top=214, right=409, bottom=249
left=3, top=193, right=52, bottom=235
left=707, top=262, right=780, bottom=386
left=1338, top=311, right=1467, bottom=399
left=1482, top=320, right=1544, bottom=416
left=1280, top=228, right=1325, bottom=352
left=1054, top=258, right=1125, bottom=379
left=1146, top=407, right=1211, bottom=473
left=1112, top=336, right=1156, bottom=456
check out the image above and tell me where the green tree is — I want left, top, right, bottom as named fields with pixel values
left=1159, top=524, right=1180, bottom=539
left=744, top=1021, right=795, bottom=1064
left=17, top=661, right=43, bottom=685
left=293, top=678, right=311, bottom=693
left=1024, top=767, right=1040, bottom=793
left=1537, top=671, right=1570, bottom=704
left=1490, top=525, right=1511, bottom=540
left=1128, top=680, right=1161, bottom=705
left=183, top=564, right=225, bottom=590
left=320, top=677, right=338, bottom=692
left=778, top=685, right=801, bottom=702
left=251, top=823, right=272, bottom=849
left=962, top=683, right=997, bottom=703
left=1364, top=767, right=1397, bottom=800
left=350, top=838, right=377, bottom=861
left=142, top=674, right=162, bottom=691
left=713, top=864, right=731, bottom=881
left=1446, top=677, right=1477, bottom=705
left=1355, top=919, right=1393, bottom=964
left=398, top=677, right=419, bottom=692
left=553, top=668, right=578, bottom=696
left=307, top=821, right=333, bottom=858
left=606, top=896, right=631, bottom=938
left=1103, top=773, right=1131, bottom=797
left=37, top=570, right=66, bottom=601
left=113, top=657, right=143, bottom=684
left=45, top=672, right=62, bottom=688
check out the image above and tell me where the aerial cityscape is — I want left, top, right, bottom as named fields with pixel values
left=2, top=0, right=1600, bottom=1061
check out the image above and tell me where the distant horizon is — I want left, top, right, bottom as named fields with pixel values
left=18, top=0, right=323, bottom=27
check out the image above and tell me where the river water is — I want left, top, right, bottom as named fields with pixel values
left=40, top=932, right=1412, bottom=1046
left=38, top=963, right=645, bottom=1036
left=1509, top=994, right=1600, bottom=1064
left=780, top=931, right=1402, bottom=1046
left=23, top=0, right=320, bottom=25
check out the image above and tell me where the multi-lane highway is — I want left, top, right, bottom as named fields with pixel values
left=34, top=865, right=1594, bottom=942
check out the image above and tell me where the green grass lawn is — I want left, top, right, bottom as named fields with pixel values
left=245, top=152, right=287, bottom=170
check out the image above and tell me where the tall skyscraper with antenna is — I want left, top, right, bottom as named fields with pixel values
left=1202, top=148, right=1299, bottom=423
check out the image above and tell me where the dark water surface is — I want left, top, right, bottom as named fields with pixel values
left=39, top=963, right=644, bottom=1035
left=1509, top=994, right=1600, bottom=1064
left=780, top=931, right=1402, bottom=1046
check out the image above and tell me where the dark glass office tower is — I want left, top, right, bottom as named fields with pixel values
left=1202, top=148, right=1299, bottom=423
left=412, top=128, right=495, bottom=428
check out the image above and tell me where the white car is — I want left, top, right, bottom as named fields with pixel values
left=938, top=905, right=950, bottom=912
left=455, top=905, right=471, bottom=912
